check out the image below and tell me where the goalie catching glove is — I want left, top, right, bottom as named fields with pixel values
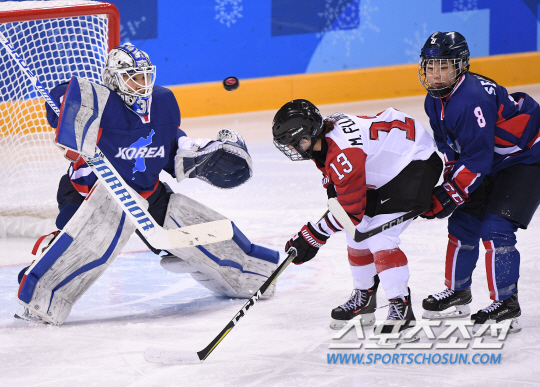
left=286, top=222, right=330, bottom=265
left=175, top=129, right=253, bottom=189
left=422, top=180, right=465, bottom=219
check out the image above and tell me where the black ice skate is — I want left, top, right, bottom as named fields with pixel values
left=329, top=276, right=379, bottom=330
left=422, top=287, right=472, bottom=319
left=374, top=288, right=418, bottom=345
left=471, top=291, right=521, bottom=334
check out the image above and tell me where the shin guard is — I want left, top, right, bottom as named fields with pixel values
left=16, top=182, right=136, bottom=325
left=161, top=194, right=279, bottom=298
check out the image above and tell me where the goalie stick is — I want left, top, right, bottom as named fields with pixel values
left=0, top=31, right=233, bottom=250
left=144, top=250, right=297, bottom=364
left=327, top=198, right=425, bottom=242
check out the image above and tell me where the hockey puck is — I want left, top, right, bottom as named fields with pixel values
left=223, top=76, right=239, bottom=91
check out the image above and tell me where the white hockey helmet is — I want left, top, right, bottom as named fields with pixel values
left=102, top=43, right=156, bottom=116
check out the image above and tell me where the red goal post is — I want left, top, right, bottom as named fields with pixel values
left=0, top=1, right=120, bottom=237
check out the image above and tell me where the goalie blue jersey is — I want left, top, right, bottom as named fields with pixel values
left=425, top=73, right=540, bottom=197
left=46, top=83, right=186, bottom=198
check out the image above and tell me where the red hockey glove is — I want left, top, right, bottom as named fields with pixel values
left=421, top=181, right=465, bottom=219
left=322, top=174, right=331, bottom=189
left=285, top=222, right=329, bottom=265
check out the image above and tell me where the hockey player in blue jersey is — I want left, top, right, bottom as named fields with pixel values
left=418, top=31, right=540, bottom=332
left=15, top=43, right=279, bottom=325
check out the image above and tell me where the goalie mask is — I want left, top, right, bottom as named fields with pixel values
left=419, top=31, right=470, bottom=99
left=272, top=99, right=323, bottom=161
left=103, top=43, right=156, bottom=116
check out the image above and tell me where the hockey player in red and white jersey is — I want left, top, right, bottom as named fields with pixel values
left=272, top=99, right=442, bottom=333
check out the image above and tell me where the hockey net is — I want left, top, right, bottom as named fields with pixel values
left=0, top=1, right=119, bottom=237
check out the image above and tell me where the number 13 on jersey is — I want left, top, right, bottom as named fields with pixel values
left=330, top=152, right=353, bottom=180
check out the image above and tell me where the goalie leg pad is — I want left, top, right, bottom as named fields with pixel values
left=161, top=193, right=279, bottom=298
left=16, top=182, right=137, bottom=325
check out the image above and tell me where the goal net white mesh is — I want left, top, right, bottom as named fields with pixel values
left=0, top=1, right=117, bottom=237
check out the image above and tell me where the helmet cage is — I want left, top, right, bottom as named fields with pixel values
left=103, top=43, right=156, bottom=116
left=273, top=131, right=314, bottom=161
left=111, top=66, right=156, bottom=99
left=419, top=57, right=468, bottom=98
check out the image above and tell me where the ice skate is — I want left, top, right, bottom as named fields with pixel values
left=471, top=291, right=521, bottom=334
left=374, top=288, right=418, bottom=345
left=329, top=276, right=379, bottom=330
left=422, top=287, right=472, bottom=319
left=14, top=305, right=46, bottom=324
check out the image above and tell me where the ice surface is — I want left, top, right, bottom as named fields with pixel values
left=1, top=89, right=540, bottom=386
left=144, top=347, right=201, bottom=365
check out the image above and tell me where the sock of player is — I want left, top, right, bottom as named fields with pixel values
left=374, top=248, right=410, bottom=300
left=348, top=246, right=377, bottom=289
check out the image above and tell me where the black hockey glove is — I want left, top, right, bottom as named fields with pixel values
left=285, top=222, right=329, bottom=265
left=326, top=184, right=337, bottom=199
left=421, top=181, right=465, bottom=219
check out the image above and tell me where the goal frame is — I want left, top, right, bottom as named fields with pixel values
left=0, top=1, right=120, bottom=237
left=0, top=2, right=120, bottom=48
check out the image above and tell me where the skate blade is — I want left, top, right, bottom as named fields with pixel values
left=14, top=306, right=48, bottom=324
left=329, top=313, right=375, bottom=330
left=472, top=318, right=521, bottom=335
left=422, top=304, right=471, bottom=319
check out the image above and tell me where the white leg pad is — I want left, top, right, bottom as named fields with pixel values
left=162, top=194, right=279, bottom=299
left=16, top=182, right=137, bottom=325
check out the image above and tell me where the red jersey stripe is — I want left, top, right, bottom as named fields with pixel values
left=70, top=180, right=90, bottom=194
left=527, top=127, right=540, bottom=149
left=453, top=165, right=479, bottom=196
left=496, top=114, right=531, bottom=139
left=139, top=180, right=159, bottom=199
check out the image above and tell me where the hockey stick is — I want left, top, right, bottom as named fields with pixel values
left=327, top=198, right=425, bottom=242
left=144, top=250, right=297, bottom=364
left=0, top=31, right=233, bottom=249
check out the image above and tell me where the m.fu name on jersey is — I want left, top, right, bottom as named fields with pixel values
left=114, top=145, right=166, bottom=160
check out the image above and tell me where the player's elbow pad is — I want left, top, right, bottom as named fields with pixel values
left=174, top=129, right=253, bottom=189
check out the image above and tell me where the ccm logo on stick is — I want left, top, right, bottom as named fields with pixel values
left=382, top=217, right=404, bottom=231
left=232, top=290, right=262, bottom=326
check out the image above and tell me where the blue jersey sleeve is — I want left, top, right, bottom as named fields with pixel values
left=447, top=100, right=496, bottom=196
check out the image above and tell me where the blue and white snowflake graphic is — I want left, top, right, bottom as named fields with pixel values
left=215, top=0, right=243, bottom=28
left=404, top=23, right=430, bottom=63
left=318, top=0, right=379, bottom=57
left=450, top=0, right=479, bottom=21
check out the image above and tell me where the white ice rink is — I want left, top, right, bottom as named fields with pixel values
left=2, top=87, right=540, bottom=386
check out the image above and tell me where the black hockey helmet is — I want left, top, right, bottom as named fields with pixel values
left=419, top=31, right=470, bottom=98
left=272, top=99, right=323, bottom=161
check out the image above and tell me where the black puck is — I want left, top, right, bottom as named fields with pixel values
left=223, top=76, right=239, bottom=91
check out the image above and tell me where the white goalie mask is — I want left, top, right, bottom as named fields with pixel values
left=102, top=43, right=156, bottom=116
